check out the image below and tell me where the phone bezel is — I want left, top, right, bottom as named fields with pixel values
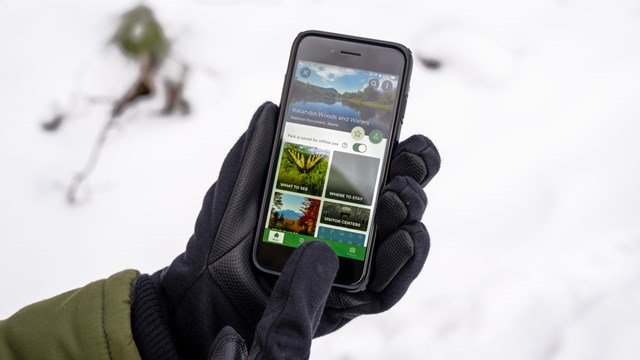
left=253, top=30, right=413, bottom=291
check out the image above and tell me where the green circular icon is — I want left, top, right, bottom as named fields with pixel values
left=351, top=126, right=365, bottom=140
left=369, top=129, right=383, bottom=144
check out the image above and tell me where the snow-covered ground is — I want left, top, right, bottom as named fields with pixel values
left=1, top=0, right=639, bottom=358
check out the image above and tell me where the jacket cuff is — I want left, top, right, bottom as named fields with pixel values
left=0, top=269, right=142, bottom=360
left=131, top=274, right=181, bottom=360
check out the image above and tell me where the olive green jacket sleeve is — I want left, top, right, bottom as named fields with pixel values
left=0, top=270, right=142, bottom=360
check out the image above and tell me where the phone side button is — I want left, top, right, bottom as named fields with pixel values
left=399, top=93, right=409, bottom=124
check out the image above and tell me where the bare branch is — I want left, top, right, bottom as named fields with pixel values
left=66, top=56, right=157, bottom=204
left=66, top=114, right=118, bottom=204
left=42, top=113, right=66, bottom=132
left=161, top=63, right=190, bottom=116
left=418, top=56, right=442, bottom=70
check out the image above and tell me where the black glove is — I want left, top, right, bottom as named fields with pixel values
left=130, top=102, right=441, bottom=360
left=209, top=241, right=338, bottom=360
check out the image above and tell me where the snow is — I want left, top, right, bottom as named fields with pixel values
left=1, top=0, right=639, bottom=359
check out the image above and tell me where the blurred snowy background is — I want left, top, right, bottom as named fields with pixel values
left=1, top=0, right=640, bottom=358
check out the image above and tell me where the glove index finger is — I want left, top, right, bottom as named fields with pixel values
left=251, top=241, right=338, bottom=360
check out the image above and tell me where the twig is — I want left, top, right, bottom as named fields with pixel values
left=111, top=54, right=155, bottom=117
left=161, top=63, right=190, bottom=115
left=418, top=56, right=442, bottom=70
left=41, top=94, right=116, bottom=132
left=66, top=114, right=118, bottom=204
left=42, top=113, right=66, bottom=132
left=66, top=56, right=156, bottom=204
left=80, top=95, right=118, bottom=105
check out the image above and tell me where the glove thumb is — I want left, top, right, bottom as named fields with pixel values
left=250, top=241, right=339, bottom=360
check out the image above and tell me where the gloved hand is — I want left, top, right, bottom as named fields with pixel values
left=130, top=102, right=441, bottom=360
left=209, top=241, right=338, bottom=360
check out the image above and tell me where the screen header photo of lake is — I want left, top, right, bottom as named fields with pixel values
left=286, top=60, right=400, bottom=136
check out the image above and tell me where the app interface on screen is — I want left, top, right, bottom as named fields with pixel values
left=261, top=60, right=401, bottom=261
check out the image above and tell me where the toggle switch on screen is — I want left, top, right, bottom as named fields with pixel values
left=352, top=143, right=368, bottom=153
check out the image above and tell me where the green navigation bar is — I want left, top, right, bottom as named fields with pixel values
left=262, top=230, right=366, bottom=261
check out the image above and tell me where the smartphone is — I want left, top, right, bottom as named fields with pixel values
left=253, top=30, right=412, bottom=291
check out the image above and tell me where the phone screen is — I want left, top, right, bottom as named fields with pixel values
left=258, top=59, right=401, bottom=261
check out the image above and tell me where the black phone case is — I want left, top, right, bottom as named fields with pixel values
left=253, top=30, right=413, bottom=292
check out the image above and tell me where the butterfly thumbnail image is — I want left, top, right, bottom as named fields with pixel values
left=284, top=147, right=327, bottom=174
left=276, top=142, right=330, bottom=197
